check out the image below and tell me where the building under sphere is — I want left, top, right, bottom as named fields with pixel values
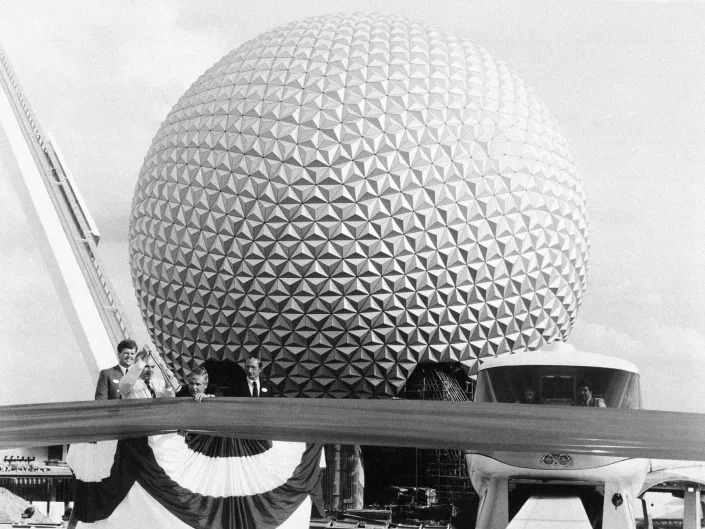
left=129, top=13, right=589, bottom=399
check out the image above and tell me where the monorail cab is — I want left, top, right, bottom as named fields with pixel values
left=468, top=342, right=646, bottom=529
left=474, top=344, right=641, bottom=409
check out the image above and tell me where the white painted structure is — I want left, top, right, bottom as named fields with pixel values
left=0, top=43, right=131, bottom=382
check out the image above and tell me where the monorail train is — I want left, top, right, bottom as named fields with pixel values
left=467, top=342, right=647, bottom=529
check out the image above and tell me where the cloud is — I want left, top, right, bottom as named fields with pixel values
left=2, top=0, right=705, bottom=418
left=571, top=319, right=705, bottom=413
left=0, top=1, right=232, bottom=242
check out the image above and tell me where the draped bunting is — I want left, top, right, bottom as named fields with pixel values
left=67, top=434, right=323, bottom=529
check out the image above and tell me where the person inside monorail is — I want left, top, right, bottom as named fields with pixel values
left=475, top=366, right=639, bottom=409
left=575, top=378, right=606, bottom=408
left=518, top=386, right=540, bottom=404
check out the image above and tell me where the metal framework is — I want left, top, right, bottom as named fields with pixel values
left=404, top=366, right=475, bottom=508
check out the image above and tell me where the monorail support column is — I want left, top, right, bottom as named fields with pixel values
left=640, top=498, right=653, bottom=529
left=683, top=488, right=701, bottom=529
left=474, top=477, right=508, bottom=529
left=603, top=481, right=639, bottom=529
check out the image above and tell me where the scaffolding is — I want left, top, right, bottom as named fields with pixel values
left=403, top=365, right=475, bottom=509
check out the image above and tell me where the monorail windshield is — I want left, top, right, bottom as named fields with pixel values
left=474, top=366, right=641, bottom=409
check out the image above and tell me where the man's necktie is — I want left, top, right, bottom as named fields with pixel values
left=252, top=381, right=258, bottom=398
left=148, top=382, right=156, bottom=399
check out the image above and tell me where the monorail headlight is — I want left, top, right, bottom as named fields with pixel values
left=541, top=453, right=572, bottom=466
left=557, top=454, right=572, bottom=466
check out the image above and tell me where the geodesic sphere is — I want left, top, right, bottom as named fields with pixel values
left=129, top=13, right=589, bottom=398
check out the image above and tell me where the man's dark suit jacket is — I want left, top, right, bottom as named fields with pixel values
left=175, top=385, right=224, bottom=398
left=95, top=365, right=125, bottom=400
left=237, top=379, right=273, bottom=397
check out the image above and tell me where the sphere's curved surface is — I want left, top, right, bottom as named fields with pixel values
left=129, top=13, right=589, bottom=398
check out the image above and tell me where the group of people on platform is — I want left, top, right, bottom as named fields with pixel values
left=94, top=339, right=272, bottom=402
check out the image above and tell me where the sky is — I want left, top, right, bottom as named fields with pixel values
left=0, top=0, right=703, bottom=412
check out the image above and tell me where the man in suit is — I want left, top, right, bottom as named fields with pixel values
left=175, top=366, right=223, bottom=402
left=94, top=339, right=138, bottom=400
left=119, top=345, right=179, bottom=399
left=239, top=356, right=272, bottom=397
